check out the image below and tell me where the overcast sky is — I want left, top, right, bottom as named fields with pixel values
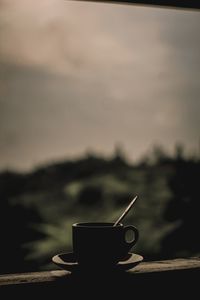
left=0, top=1, right=200, bottom=171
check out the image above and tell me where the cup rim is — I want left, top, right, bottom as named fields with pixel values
left=72, top=222, right=123, bottom=228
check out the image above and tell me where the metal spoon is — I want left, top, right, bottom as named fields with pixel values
left=113, top=195, right=138, bottom=226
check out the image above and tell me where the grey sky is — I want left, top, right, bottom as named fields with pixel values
left=0, top=1, right=200, bottom=171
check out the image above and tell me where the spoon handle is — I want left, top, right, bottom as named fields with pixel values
left=113, top=195, right=138, bottom=226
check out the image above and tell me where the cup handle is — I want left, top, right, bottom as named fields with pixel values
left=123, top=225, right=139, bottom=252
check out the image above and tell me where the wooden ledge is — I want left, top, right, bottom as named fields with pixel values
left=1, top=257, right=200, bottom=287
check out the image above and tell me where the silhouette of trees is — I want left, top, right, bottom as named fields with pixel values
left=0, top=172, right=44, bottom=273
left=78, top=185, right=103, bottom=206
left=161, top=158, right=200, bottom=258
left=1, top=145, right=200, bottom=273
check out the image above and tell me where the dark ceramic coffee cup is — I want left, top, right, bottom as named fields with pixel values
left=72, top=222, right=139, bottom=266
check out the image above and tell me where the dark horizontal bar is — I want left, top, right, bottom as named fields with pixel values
left=71, top=1, right=200, bottom=10
left=1, top=257, right=200, bottom=286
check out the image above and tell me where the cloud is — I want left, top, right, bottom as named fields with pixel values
left=0, top=1, right=199, bottom=170
left=156, top=9, right=200, bottom=142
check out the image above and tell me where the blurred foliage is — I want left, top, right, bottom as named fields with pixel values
left=0, top=144, right=200, bottom=273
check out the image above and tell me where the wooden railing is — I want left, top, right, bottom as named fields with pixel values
left=1, top=257, right=200, bottom=298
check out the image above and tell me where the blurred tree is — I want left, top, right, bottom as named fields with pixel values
left=161, top=159, right=200, bottom=258
left=0, top=172, right=44, bottom=274
left=78, top=185, right=103, bottom=206
left=151, top=144, right=170, bottom=164
left=174, top=143, right=185, bottom=161
left=112, top=143, right=128, bottom=165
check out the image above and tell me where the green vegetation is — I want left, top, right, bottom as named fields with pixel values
left=0, top=145, right=199, bottom=273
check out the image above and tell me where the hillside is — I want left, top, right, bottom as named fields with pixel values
left=0, top=152, right=199, bottom=273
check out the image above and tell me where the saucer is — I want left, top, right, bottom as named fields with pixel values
left=52, top=252, right=143, bottom=272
